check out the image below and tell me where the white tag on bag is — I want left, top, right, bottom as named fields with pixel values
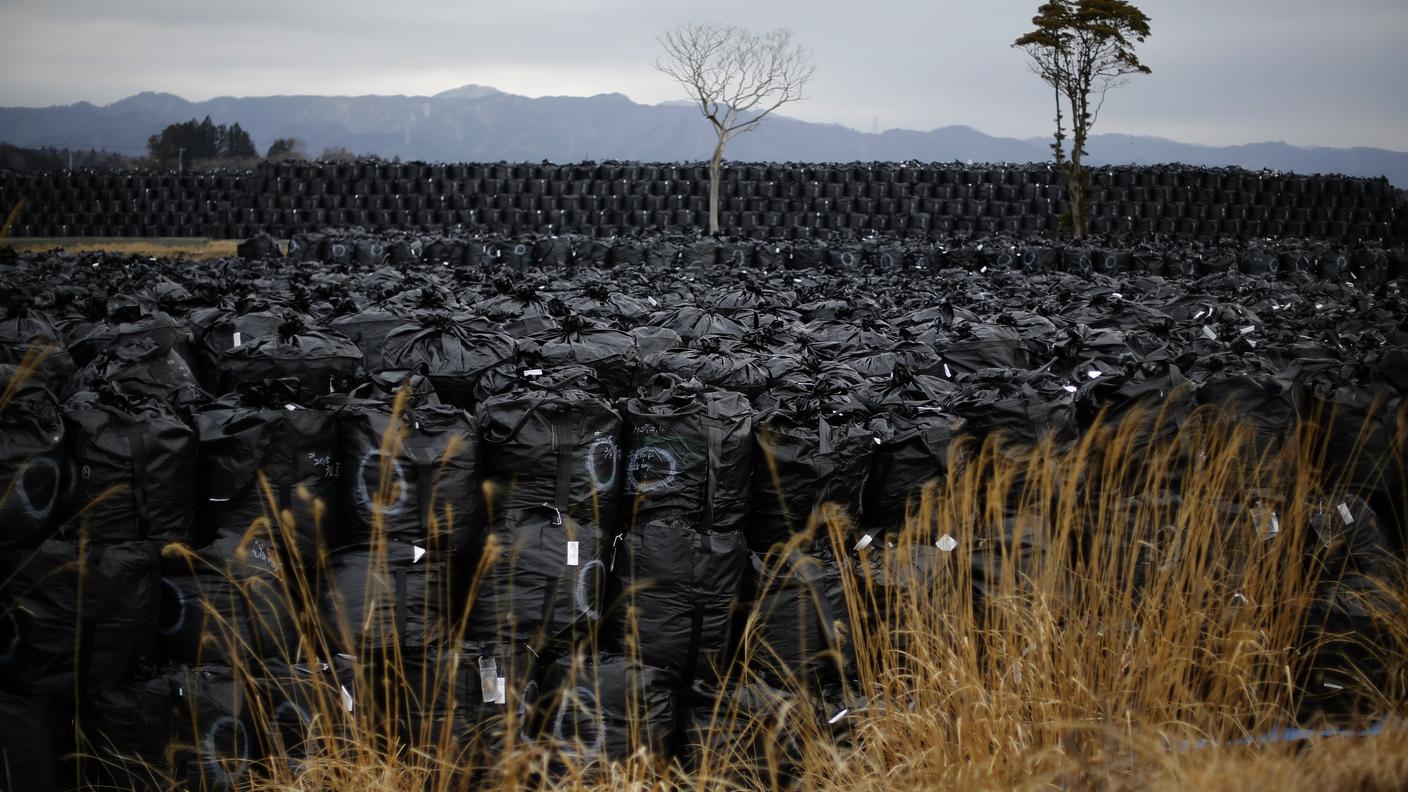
left=479, top=657, right=500, bottom=704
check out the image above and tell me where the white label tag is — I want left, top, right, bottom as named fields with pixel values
left=340, top=685, right=355, bottom=713
left=1202, top=325, right=1218, bottom=341
left=1268, top=512, right=1280, bottom=538
left=523, top=368, right=543, bottom=377
left=412, top=545, right=427, bottom=564
left=853, top=534, right=874, bottom=551
left=936, top=534, right=958, bottom=552
left=1239, top=325, right=1255, bottom=335
left=231, top=331, right=242, bottom=348
left=943, top=363, right=952, bottom=378
left=1337, top=503, right=1355, bottom=525
left=479, top=658, right=499, bottom=703
left=494, top=677, right=507, bottom=704
left=284, top=403, right=298, bottom=411
left=828, top=708, right=849, bottom=724
left=566, top=541, right=579, bottom=566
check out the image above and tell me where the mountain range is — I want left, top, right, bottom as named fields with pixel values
left=2, top=85, right=1406, bottom=187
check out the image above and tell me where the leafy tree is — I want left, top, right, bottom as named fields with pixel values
left=656, top=22, right=813, bottom=235
left=146, top=116, right=257, bottom=165
left=266, top=137, right=307, bottom=160
left=1014, top=0, right=1151, bottom=239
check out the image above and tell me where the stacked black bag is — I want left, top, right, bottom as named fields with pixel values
left=193, top=382, right=342, bottom=559
left=609, top=378, right=752, bottom=678
left=468, top=386, right=623, bottom=652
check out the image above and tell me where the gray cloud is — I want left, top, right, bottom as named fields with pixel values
left=0, top=0, right=1404, bottom=149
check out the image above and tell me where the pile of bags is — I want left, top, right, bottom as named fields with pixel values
left=4, top=160, right=1404, bottom=241
left=1, top=230, right=1405, bottom=789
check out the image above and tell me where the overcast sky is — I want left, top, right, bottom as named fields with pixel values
left=2, top=0, right=1405, bottom=150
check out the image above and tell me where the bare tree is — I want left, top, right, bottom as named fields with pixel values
left=1014, top=1, right=1151, bottom=240
left=656, top=21, right=813, bottom=236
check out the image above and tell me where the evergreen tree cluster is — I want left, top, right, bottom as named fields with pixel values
left=146, top=116, right=257, bottom=164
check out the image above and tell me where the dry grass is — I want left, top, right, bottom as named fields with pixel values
left=1147, top=726, right=1408, bottom=792
left=3, top=363, right=1405, bottom=791
left=225, top=395, right=1408, bottom=791
left=0, top=237, right=240, bottom=259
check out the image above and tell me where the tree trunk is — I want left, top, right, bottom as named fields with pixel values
left=1068, top=159, right=1087, bottom=240
left=708, top=137, right=725, bottom=236
left=1068, top=116, right=1088, bottom=240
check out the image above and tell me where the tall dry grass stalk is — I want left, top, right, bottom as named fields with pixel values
left=10, top=375, right=1400, bottom=791
left=0, top=197, right=27, bottom=240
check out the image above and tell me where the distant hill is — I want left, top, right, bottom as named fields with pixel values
left=2, top=86, right=1406, bottom=186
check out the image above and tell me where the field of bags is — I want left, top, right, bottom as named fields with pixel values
left=1, top=225, right=1406, bottom=790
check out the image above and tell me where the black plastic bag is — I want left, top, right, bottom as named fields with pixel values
left=0, top=689, right=63, bottom=792
left=382, top=315, right=516, bottom=407
left=537, top=652, right=678, bottom=761
left=531, top=315, right=639, bottom=398
left=744, top=550, right=853, bottom=688
left=0, top=539, right=159, bottom=694
left=158, top=533, right=299, bottom=666
left=0, top=365, right=66, bottom=549
left=193, top=388, right=342, bottom=558
left=622, top=378, right=753, bottom=532
left=337, top=398, right=482, bottom=555
left=0, top=304, right=76, bottom=393
left=322, top=540, right=447, bottom=659
left=217, top=317, right=364, bottom=398
left=62, top=387, right=198, bottom=545
left=607, top=520, right=747, bottom=675
left=750, top=398, right=876, bottom=553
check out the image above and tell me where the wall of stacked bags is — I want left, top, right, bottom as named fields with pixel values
left=1, top=234, right=1405, bottom=789
left=2, top=161, right=1405, bottom=241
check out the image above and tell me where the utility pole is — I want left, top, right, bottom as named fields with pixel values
left=178, top=147, right=185, bottom=174
left=67, top=149, right=74, bottom=171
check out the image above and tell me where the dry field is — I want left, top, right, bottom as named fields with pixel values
left=0, top=237, right=240, bottom=259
